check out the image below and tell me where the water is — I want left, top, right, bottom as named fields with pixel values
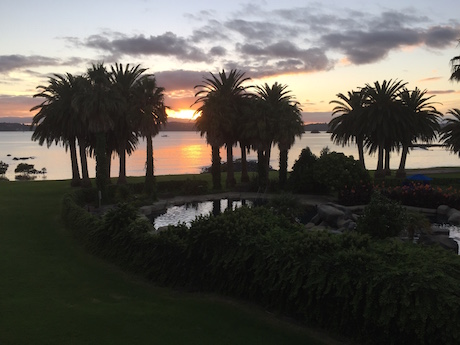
left=1, top=131, right=460, bottom=181
left=152, top=199, right=252, bottom=229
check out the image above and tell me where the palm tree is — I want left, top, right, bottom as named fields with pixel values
left=253, top=82, right=303, bottom=188
left=194, top=92, right=225, bottom=190
left=133, top=75, right=167, bottom=195
left=194, top=69, right=251, bottom=188
left=440, top=109, right=460, bottom=155
left=75, top=63, right=118, bottom=194
left=110, top=63, right=147, bottom=185
left=396, top=88, right=442, bottom=178
left=31, top=73, right=82, bottom=187
left=265, top=83, right=304, bottom=188
left=329, top=90, right=368, bottom=169
left=363, top=79, right=407, bottom=178
left=450, top=39, right=460, bottom=82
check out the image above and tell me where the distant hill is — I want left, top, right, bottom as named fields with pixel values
left=304, top=123, right=329, bottom=132
left=0, top=122, right=32, bottom=131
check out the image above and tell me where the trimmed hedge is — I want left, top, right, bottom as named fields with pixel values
left=62, top=192, right=460, bottom=345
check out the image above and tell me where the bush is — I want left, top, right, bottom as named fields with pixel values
left=288, top=147, right=372, bottom=203
left=62, top=191, right=460, bottom=345
left=357, top=192, right=407, bottom=239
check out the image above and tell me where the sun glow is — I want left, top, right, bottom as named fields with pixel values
left=166, top=109, right=197, bottom=120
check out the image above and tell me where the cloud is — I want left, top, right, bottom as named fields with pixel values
left=84, top=32, right=208, bottom=62
left=0, top=95, right=40, bottom=117
left=0, top=55, right=59, bottom=73
left=155, top=70, right=207, bottom=91
left=420, top=77, right=443, bottom=82
left=426, top=89, right=458, bottom=94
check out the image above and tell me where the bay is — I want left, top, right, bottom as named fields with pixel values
left=1, top=131, right=460, bottom=181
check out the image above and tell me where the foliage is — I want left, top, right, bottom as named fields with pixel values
left=14, top=163, right=35, bottom=174
left=288, top=147, right=372, bottom=202
left=357, top=192, right=407, bottom=239
left=376, top=182, right=460, bottom=209
left=0, top=161, right=8, bottom=175
left=63, top=191, right=460, bottom=345
left=287, top=147, right=319, bottom=193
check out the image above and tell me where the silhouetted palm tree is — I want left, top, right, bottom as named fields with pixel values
left=75, top=63, right=118, bottom=194
left=363, top=79, right=407, bottom=178
left=450, top=40, right=460, bottom=82
left=329, top=90, right=368, bottom=169
left=133, top=75, right=167, bottom=195
left=440, top=109, right=460, bottom=155
left=396, top=88, right=441, bottom=178
left=110, top=63, right=147, bottom=185
left=31, top=73, right=82, bottom=186
left=194, top=69, right=251, bottom=188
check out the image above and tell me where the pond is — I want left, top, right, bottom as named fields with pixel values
left=151, top=198, right=254, bottom=229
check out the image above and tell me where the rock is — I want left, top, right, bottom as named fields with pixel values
left=310, top=214, right=321, bottom=225
left=437, top=205, right=450, bottom=216
left=305, top=222, right=316, bottom=229
left=419, top=234, right=459, bottom=254
left=448, top=210, right=460, bottom=226
left=317, top=204, right=345, bottom=228
left=431, top=225, right=450, bottom=236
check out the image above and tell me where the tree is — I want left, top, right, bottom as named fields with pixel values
left=450, top=39, right=460, bottom=82
left=440, top=109, right=460, bottom=155
left=133, top=75, right=167, bottom=195
left=396, top=88, right=441, bottom=178
left=74, top=63, right=119, bottom=195
left=110, top=63, right=146, bottom=185
left=329, top=90, right=368, bottom=169
left=31, top=73, right=82, bottom=187
left=194, top=69, right=251, bottom=188
left=270, top=84, right=304, bottom=188
left=363, top=79, right=407, bottom=178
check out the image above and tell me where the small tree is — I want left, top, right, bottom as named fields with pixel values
left=357, top=193, right=407, bottom=239
left=0, top=161, right=8, bottom=175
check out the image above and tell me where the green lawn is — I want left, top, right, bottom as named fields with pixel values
left=0, top=180, right=339, bottom=345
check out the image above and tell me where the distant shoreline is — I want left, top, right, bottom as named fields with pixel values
left=0, top=121, right=330, bottom=132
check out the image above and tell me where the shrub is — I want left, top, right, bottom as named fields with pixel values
left=287, top=147, right=320, bottom=193
left=62, top=191, right=460, bottom=345
left=357, top=192, right=407, bottom=239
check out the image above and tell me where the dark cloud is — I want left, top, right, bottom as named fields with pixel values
left=85, top=32, right=208, bottom=62
left=424, top=26, right=459, bottom=48
left=0, top=55, right=59, bottom=73
left=155, top=70, right=206, bottom=92
left=209, top=46, right=227, bottom=56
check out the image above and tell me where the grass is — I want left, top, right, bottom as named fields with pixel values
left=0, top=179, right=340, bottom=345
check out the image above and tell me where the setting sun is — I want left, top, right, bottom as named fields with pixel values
left=166, top=109, right=197, bottom=120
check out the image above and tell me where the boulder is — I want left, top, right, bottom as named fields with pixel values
left=448, top=210, right=460, bottom=226
left=419, top=234, right=459, bottom=254
left=317, top=204, right=345, bottom=228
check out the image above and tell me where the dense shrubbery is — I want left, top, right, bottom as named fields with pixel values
left=376, top=182, right=460, bottom=209
left=357, top=192, right=407, bottom=239
left=288, top=147, right=372, bottom=204
left=62, top=191, right=460, bottom=345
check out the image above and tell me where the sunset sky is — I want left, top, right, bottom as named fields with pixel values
left=0, top=0, right=459, bottom=124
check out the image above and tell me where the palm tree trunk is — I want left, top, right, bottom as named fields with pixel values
left=69, top=137, right=81, bottom=187
left=357, top=135, right=366, bottom=169
left=257, top=148, right=269, bottom=189
left=117, top=142, right=127, bottom=185
left=375, top=145, right=385, bottom=179
left=145, top=135, right=155, bottom=195
left=396, top=145, right=409, bottom=178
left=384, top=147, right=391, bottom=176
left=211, top=144, right=222, bottom=190
left=240, top=143, right=249, bottom=183
left=95, top=132, right=108, bottom=195
left=279, top=145, right=288, bottom=188
left=226, top=143, right=235, bottom=187
left=78, top=138, right=91, bottom=188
